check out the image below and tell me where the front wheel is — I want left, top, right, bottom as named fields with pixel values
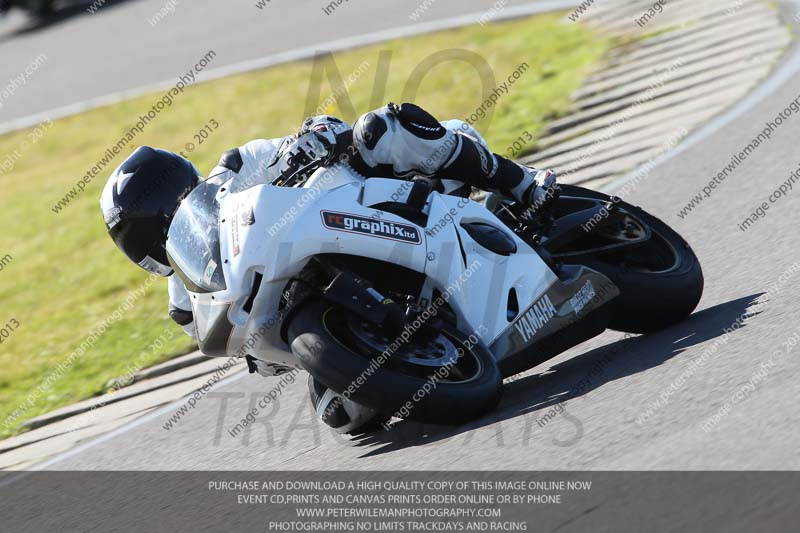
left=558, top=185, right=704, bottom=333
left=287, top=300, right=503, bottom=425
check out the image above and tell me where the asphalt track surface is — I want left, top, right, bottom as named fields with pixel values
left=7, top=1, right=800, bottom=470
left=0, top=0, right=552, bottom=126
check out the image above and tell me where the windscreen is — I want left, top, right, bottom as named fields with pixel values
left=166, top=179, right=226, bottom=293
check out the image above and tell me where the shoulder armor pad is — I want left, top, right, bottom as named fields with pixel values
left=219, top=148, right=244, bottom=172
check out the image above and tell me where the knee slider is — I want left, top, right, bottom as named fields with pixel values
left=169, top=306, right=194, bottom=327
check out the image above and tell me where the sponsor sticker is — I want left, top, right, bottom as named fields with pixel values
left=104, top=207, right=122, bottom=229
left=137, top=255, right=173, bottom=277
left=202, top=258, right=218, bottom=285
left=514, top=294, right=557, bottom=344
left=569, top=281, right=597, bottom=316
left=320, top=210, right=422, bottom=245
left=231, top=203, right=240, bottom=257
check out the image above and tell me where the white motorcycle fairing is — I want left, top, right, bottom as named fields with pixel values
left=167, top=163, right=619, bottom=374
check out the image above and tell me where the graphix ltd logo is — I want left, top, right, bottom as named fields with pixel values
left=320, top=210, right=422, bottom=244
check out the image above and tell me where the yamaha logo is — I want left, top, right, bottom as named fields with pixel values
left=514, top=294, right=557, bottom=344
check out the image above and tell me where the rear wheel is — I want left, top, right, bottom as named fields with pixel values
left=287, top=299, right=503, bottom=425
left=556, top=185, right=703, bottom=333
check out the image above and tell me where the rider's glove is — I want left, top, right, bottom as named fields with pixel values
left=281, top=131, right=333, bottom=173
left=525, top=168, right=559, bottom=213
left=274, top=116, right=353, bottom=180
left=298, top=115, right=352, bottom=160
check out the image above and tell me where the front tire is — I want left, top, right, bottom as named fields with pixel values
left=560, top=185, right=704, bottom=333
left=287, top=300, right=503, bottom=425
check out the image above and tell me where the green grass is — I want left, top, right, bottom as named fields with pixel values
left=0, top=13, right=609, bottom=438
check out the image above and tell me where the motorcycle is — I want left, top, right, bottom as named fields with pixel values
left=166, top=160, right=703, bottom=426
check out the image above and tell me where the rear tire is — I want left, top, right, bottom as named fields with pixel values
left=560, top=185, right=703, bottom=333
left=287, top=300, right=503, bottom=425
